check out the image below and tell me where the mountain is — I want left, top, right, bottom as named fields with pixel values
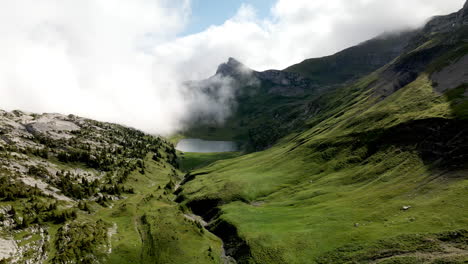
left=0, top=110, right=225, bottom=263
left=181, top=57, right=322, bottom=150
left=284, top=31, right=416, bottom=87
left=182, top=1, right=468, bottom=152
left=423, top=0, right=468, bottom=34
left=181, top=31, right=417, bottom=151
left=216, top=29, right=417, bottom=95
left=175, top=1, right=468, bottom=263
left=1, top=1, right=468, bottom=263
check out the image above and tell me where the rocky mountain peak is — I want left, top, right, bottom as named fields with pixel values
left=215, top=57, right=251, bottom=77
left=463, top=0, right=468, bottom=18
left=423, top=1, right=468, bottom=34
left=227, top=57, right=242, bottom=66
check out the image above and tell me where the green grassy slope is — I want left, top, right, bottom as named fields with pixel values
left=179, top=152, right=242, bottom=172
left=92, top=154, right=223, bottom=264
left=0, top=111, right=227, bottom=263
left=177, top=26, right=468, bottom=263
left=40, top=153, right=224, bottom=264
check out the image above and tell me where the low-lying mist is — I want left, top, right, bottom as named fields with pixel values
left=0, top=0, right=464, bottom=135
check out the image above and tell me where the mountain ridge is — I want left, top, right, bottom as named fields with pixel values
left=1, top=1, right=468, bottom=263
left=176, top=1, right=468, bottom=263
left=181, top=30, right=419, bottom=150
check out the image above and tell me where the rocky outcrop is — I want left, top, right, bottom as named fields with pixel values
left=373, top=1, right=468, bottom=98
left=284, top=31, right=416, bottom=87
left=423, top=0, right=468, bottom=34
left=209, top=219, right=252, bottom=264
left=373, top=45, right=448, bottom=97
left=181, top=196, right=253, bottom=263
left=255, top=70, right=315, bottom=96
left=368, top=118, right=468, bottom=170
left=216, top=57, right=253, bottom=78
left=24, top=114, right=80, bottom=140
left=214, top=57, right=316, bottom=97
left=431, top=54, right=468, bottom=93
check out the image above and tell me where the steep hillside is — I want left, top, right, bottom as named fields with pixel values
left=176, top=2, right=468, bottom=263
left=1, top=2, right=467, bottom=264
left=181, top=32, right=415, bottom=151
left=284, top=31, right=416, bottom=86
left=0, top=110, right=225, bottom=263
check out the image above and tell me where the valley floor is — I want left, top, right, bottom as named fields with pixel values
left=176, top=145, right=468, bottom=264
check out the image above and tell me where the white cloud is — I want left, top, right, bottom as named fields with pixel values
left=157, top=0, right=466, bottom=78
left=0, top=0, right=465, bottom=135
left=0, top=0, right=191, bottom=134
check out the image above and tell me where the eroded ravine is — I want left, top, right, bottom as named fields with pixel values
left=175, top=173, right=251, bottom=264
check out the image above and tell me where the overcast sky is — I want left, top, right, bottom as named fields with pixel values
left=0, top=0, right=465, bottom=134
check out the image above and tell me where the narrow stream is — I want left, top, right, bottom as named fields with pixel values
left=182, top=213, right=237, bottom=264
left=173, top=140, right=242, bottom=263
left=177, top=181, right=239, bottom=263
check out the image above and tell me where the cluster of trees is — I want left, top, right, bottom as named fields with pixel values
left=56, top=126, right=177, bottom=200
left=32, top=134, right=61, bottom=148
left=22, top=115, right=175, bottom=177
left=0, top=176, right=42, bottom=201
left=153, top=147, right=178, bottom=168
left=54, top=171, right=99, bottom=199
left=101, top=183, right=134, bottom=196
left=0, top=115, right=184, bottom=257
left=0, top=172, right=78, bottom=228
left=1, top=144, right=19, bottom=154
left=3, top=198, right=77, bottom=231
left=165, top=146, right=179, bottom=168
left=26, top=147, right=49, bottom=159
left=2, top=116, right=180, bottom=214
left=28, top=165, right=50, bottom=178
left=52, top=220, right=109, bottom=264
left=53, top=122, right=169, bottom=174
left=57, top=149, right=115, bottom=171
left=46, top=209, right=78, bottom=224
left=53, top=169, right=135, bottom=201
left=77, top=201, right=91, bottom=213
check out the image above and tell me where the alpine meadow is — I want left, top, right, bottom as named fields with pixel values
left=0, top=1, right=467, bottom=263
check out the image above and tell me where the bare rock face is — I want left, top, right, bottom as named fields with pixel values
left=25, top=114, right=80, bottom=140
left=373, top=0, right=468, bottom=98
left=0, top=112, right=81, bottom=145
left=216, top=57, right=252, bottom=77
left=431, top=54, right=468, bottom=93
left=255, top=70, right=315, bottom=96
left=423, top=1, right=468, bottom=34
left=214, top=57, right=315, bottom=97
left=0, top=238, right=18, bottom=261
left=463, top=0, right=468, bottom=19
left=372, top=45, right=447, bottom=98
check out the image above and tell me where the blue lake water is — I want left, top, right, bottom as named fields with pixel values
left=176, top=138, right=238, bottom=153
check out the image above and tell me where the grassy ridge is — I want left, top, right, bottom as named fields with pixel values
left=178, top=46, right=468, bottom=262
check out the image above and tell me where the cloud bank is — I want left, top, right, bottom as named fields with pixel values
left=0, top=0, right=465, bottom=134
